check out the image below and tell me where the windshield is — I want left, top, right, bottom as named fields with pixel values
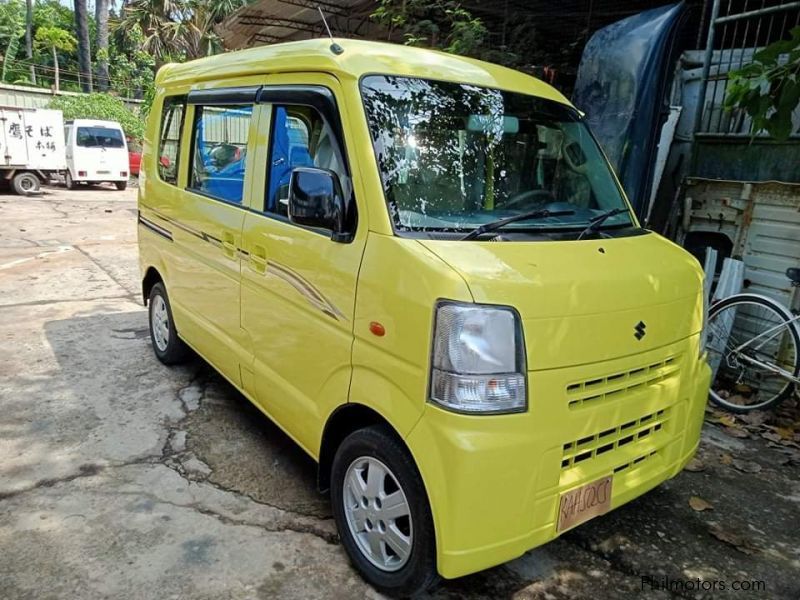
left=360, top=75, right=633, bottom=235
left=76, top=126, right=125, bottom=149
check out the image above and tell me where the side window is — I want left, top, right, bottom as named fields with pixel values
left=266, top=105, right=350, bottom=215
left=189, top=104, right=253, bottom=205
left=157, top=96, right=185, bottom=185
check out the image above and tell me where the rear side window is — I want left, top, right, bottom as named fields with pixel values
left=158, top=96, right=185, bottom=185
left=189, top=104, right=252, bottom=204
left=77, top=126, right=124, bottom=148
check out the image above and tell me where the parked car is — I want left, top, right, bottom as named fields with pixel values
left=64, top=119, right=129, bottom=190
left=0, top=107, right=66, bottom=195
left=139, top=39, right=711, bottom=596
left=128, top=138, right=142, bottom=176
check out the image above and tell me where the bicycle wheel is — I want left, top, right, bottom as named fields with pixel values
left=706, top=293, right=799, bottom=413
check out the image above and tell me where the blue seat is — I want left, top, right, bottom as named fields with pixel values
left=268, top=108, right=312, bottom=211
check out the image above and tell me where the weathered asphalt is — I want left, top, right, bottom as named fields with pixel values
left=1, top=185, right=798, bottom=599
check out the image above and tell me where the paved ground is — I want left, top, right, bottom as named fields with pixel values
left=1, top=185, right=799, bottom=599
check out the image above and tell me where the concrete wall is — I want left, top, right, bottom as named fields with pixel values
left=0, top=83, right=142, bottom=113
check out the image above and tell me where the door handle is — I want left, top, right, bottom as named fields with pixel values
left=250, top=244, right=267, bottom=274
left=221, top=232, right=237, bottom=260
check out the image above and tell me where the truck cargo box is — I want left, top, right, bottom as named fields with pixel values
left=1, top=107, right=66, bottom=171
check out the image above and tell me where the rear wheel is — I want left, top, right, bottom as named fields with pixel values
left=65, top=171, right=77, bottom=190
left=148, top=282, right=189, bottom=365
left=707, top=293, right=799, bottom=412
left=115, top=181, right=127, bottom=191
left=331, top=426, right=438, bottom=596
left=12, top=172, right=39, bottom=195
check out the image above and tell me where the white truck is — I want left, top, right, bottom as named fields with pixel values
left=0, top=107, right=66, bottom=195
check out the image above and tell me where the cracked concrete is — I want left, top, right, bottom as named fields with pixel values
left=1, top=185, right=799, bottom=599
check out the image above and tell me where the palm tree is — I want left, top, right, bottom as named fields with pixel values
left=25, top=0, right=35, bottom=84
left=73, top=0, right=93, bottom=92
left=118, top=0, right=248, bottom=66
left=34, top=26, right=76, bottom=92
left=95, top=0, right=110, bottom=90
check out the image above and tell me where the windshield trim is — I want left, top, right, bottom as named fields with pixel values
left=357, top=73, right=636, bottom=240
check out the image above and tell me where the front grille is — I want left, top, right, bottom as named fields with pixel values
left=565, top=355, right=681, bottom=409
left=561, top=408, right=670, bottom=470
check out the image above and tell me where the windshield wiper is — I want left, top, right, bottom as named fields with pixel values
left=577, top=207, right=630, bottom=240
left=461, top=208, right=576, bottom=241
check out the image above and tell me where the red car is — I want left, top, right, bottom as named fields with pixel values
left=127, top=139, right=170, bottom=176
left=128, top=139, right=142, bottom=176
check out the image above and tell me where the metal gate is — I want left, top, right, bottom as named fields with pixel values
left=693, top=0, right=800, bottom=137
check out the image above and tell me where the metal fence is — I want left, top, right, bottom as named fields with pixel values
left=694, top=0, right=800, bottom=136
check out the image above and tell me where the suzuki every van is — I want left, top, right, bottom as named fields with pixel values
left=138, top=39, right=711, bottom=596
left=64, top=119, right=129, bottom=190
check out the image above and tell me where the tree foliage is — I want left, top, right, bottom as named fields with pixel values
left=34, top=26, right=76, bottom=53
left=372, top=0, right=488, bottom=57
left=0, top=0, right=247, bottom=104
left=118, top=0, right=248, bottom=64
left=370, top=0, right=546, bottom=74
left=0, top=0, right=26, bottom=83
left=725, top=26, right=800, bottom=141
left=48, top=93, right=144, bottom=140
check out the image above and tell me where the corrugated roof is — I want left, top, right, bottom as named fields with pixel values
left=216, top=0, right=382, bottom=50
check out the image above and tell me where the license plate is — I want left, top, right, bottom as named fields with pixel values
left=97, top=170, right=110, bottom=174
left=557, top=475, right=613, bottom=532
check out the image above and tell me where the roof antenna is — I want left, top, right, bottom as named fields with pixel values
left=318, top=7, right=344, bottom=55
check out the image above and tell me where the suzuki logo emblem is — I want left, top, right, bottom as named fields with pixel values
left=634, top=321, right=647, bottom=340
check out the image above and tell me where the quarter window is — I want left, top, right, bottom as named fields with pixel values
left=189, top=104, right=253, bottom=204
left=266, top=105, right=350, bottom=215
left=157, top=96, right=185, bottom=185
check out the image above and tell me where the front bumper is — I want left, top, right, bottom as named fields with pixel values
left=406, top=334, right=711, bottom=579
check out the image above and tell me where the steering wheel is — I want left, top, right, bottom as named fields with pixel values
left=501, top=189, right=556, bottom=211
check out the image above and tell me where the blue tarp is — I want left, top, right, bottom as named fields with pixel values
left=573, top=2, right=687, bottom=218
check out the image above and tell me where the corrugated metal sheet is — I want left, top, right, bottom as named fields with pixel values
left=680, top=178, right=800, bottom=311
left=216, top=0, right=381, bottom=49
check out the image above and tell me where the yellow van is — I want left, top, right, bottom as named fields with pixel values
left=138, top=38, right=711, bottom=595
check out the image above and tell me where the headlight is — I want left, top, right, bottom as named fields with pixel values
left=429, top=301, right=527, bottom=414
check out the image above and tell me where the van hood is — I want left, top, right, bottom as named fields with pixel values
left=418, top=232, right=704, bottom=370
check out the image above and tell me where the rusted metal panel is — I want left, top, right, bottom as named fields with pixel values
left=679, top=178, right=800, bottom=311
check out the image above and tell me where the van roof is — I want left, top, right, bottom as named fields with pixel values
left=156, top=38, right=570, bottom=106
left=66, top=119, right=123, bottom=128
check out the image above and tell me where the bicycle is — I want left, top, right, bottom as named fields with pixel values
left=706, top=267, right=800, bottom=413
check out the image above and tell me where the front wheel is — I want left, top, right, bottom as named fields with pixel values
left=331, top=426, right=438, bottom=596
left=65, top=171, right=77, bottom=190
left=707, top=293, right=799, bottom=412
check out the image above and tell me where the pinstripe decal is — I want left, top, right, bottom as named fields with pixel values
left=267, top=261, right=346, bottom=321
left=138, top=213, right=173, bottom=241
left=143, top=208, right=344, bottom=321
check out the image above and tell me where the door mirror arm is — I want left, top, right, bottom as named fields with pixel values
left=288, top=167, right=354, bottom=243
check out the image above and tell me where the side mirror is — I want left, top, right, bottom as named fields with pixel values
left=288, top=167, right=350, bottom=242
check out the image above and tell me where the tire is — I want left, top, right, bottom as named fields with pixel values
left=12, top=172, right=40, bottom=195
left=707, top=293, right=799, bottom=413
left=148, top=282, right=189, bottom=365
left=331, top=425, right=438, bottom=597
left=115, top=181, right=127, bottom=191
left=65, top=171, right=77, bottom=190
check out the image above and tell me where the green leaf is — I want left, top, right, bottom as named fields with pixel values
left=766, top=111, right=793, bottom=141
